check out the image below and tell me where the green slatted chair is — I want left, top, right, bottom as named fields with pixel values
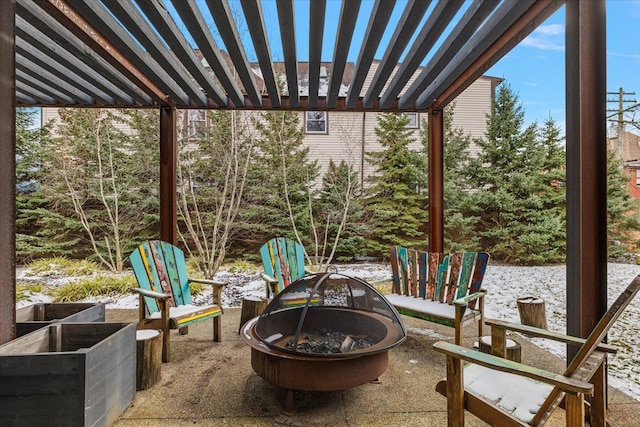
left=129, top=240, right=227, bottom=362
left=259, top=237, right=310, bottom=298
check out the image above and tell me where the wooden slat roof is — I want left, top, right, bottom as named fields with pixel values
left=14, top=0, right=563, bottom=111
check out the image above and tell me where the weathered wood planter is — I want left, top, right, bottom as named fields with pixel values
left=0, top=322, right=136, bottom=427
left=16, top=302, right=106, bottom=337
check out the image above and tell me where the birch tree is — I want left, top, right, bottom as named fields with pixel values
left=176, top=110, right=254, bottom=278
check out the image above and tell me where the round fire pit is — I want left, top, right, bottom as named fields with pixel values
left=241, top=272, right=406, bottom=412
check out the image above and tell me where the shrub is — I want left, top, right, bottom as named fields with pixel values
left=54, top=274, right=136, bottom=302
left=25, top=257, right=101, bottom=276
left=16, top=281, right=47, bottom=302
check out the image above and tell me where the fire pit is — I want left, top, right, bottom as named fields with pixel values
left=241, top=272, right=406, bottom=413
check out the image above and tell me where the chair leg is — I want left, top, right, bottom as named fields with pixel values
left=446, top=355, right=465, bottom=427
left=213, top=316, right=222, bottom=342
left=159, top=300, right=171, bottom=363
left=589, top=361, right=607, bottom=427
left=565, top=392, right=586, bottom=427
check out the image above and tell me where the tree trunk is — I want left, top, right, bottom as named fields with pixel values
left=517, top=296, right=548, bottom=330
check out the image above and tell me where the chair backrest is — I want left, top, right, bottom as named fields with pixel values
left=532, top=274, right=640, bottom=425
left=389, top=246, right=489, bottom=307
left=129, top=240, right=192, bottom=313
left=260, top=237, right=307, bottom=296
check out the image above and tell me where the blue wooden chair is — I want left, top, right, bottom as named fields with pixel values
left=129, top=240, right=226, bottom=362
left=259, top=237, right=310, bottom=298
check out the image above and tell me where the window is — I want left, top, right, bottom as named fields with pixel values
left=404, top=112, right=419, bottom=129
left=188, top=110, right=206, bottom=136
left=636, top=169, right=640, bottom=187
left=305, top=111, right=327, bottom=134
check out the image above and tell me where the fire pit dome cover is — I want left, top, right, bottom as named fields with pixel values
left=255, top=272, right=407, bottom=357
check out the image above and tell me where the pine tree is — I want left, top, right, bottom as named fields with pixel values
left=365, top=113, right=428, bottom=255
left=606, top=149, right=640, bottom=256
left=239, top=111, right=319, bottom=251
left=16, top=108, right=56, bottom=261
left=469, top=83, right=565, bottom=264
left=27, top=108, right=159, bottom=269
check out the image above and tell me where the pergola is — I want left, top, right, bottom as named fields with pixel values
left=0, top=0, right=607, bottom=361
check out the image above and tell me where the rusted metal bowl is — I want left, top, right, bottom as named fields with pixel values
left=240, top=272, right=406, bottom=392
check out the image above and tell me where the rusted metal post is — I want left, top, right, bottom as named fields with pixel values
left=0, top=0, right=17, bottom=344
left=565, top=0, right=608, bottom=359
left=159, top=106, right=177, bottom=244
left=428, top=109, right=444, bottom=253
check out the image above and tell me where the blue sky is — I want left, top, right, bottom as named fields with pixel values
left=488, top=0, right=640, bottom=131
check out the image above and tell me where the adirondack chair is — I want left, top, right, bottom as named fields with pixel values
left=259, top=237, right=310, bottom=298
left=384, top=246, right=490, bottom=344
left=129, top=240, right=227, bottom=362
left=434, top=274, right=640, bottom=427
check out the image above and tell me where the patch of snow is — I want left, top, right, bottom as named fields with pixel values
left=14, top=261, right=640, bottom=401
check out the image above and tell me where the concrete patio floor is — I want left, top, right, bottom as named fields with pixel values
left=107, top=308, right=640, bottom=426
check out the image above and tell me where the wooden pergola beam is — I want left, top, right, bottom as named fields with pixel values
left=0, top=0, right=16, bottom=345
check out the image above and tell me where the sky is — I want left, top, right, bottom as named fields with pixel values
left=487, top=0, right=640, bottom=132
left=249, top=0, right=640, bottom=134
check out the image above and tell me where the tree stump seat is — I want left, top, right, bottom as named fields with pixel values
left=136, top=329, right=162, bottom=390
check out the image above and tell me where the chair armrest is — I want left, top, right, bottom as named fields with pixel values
left=189, top=278, right=228, bottom=288
left=130, top=287, right=171, bottom=300
left=486, top=318, right=618, bottom=354
left=452, top=290, right=486, bottom=306
left=433, top=341, right=593, bottom=395
left=260, top=272, right=278, bottom=284
left=189, top=278, right=227, bottom=307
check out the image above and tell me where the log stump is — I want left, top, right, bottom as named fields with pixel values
left=517, top=296, right=548, bottom=330
left=136, top=329, right=162, bottom=390
left=239, top=296, right=268, bottom=333
left=477, top=336, right=522, bottom=363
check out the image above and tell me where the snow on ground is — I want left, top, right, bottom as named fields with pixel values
left=16, top=262, right=640, bottom=400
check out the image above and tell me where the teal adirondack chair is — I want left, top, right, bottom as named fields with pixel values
left=259, top=237, right=310, bottom=298
left=129, top=240, right=227, bottom=362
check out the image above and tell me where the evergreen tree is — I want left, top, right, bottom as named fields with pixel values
left=469, top=83, right=565, bottom=264
left=606, top=149, right=640, bottom=256
left=239, top=111, right=319, bottom=252
left=16, top=108, right=56, bottom=261
left=28, top=108, right=159, bottom=270
left=365, top=113, right=428, bottom=255
left=422, top=104, right=479, bottom=252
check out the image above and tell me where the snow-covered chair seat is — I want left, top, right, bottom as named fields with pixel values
left=434, top=274, right=640, bottom=426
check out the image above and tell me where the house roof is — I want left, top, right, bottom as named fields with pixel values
left=13, top=0, right=562, bottom=111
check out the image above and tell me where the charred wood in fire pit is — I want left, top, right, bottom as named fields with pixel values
left=285, top=331, right=374, bottom=354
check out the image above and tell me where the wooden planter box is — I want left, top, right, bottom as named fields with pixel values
left=0, top=322, right=136, bottom=427
left=16, top=303, right=106, bottom=337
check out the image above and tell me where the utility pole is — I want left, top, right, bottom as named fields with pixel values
left=607, top=87, right=637, bottom=162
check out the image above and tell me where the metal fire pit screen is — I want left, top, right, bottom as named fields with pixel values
left=254, top=272, right=406, bottom=357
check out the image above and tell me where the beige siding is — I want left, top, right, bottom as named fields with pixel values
left=41, top=107, right=134, bottom=135
left=306, top=77, right=495, bottom=185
